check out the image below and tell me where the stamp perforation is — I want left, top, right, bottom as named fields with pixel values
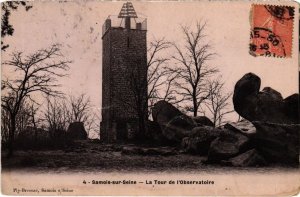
left=249, top=3, right=295, bottom=58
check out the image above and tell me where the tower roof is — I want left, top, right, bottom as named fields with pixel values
left=118, top=2, right=138, bottom=18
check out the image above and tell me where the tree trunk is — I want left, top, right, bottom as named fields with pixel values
left=7, top=116, right=16, bottom=158
left=193, top=96, right=198, bottom=117
left=193, top=109, right=198, bottom=117
left=137, top=114, right=146, bottom=140
left=31, top=111, right=37, bottom=146
left=213, top=112, right=217, bottom=128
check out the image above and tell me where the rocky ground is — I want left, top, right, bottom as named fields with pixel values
left=1, top=140, right=204, bottom=172
left=1, top=140, right=297, bottom=173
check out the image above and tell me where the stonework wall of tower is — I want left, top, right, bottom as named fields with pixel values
left=100, top=26, right=112, bottom=142
left=101, top=27, right=147, bottom=142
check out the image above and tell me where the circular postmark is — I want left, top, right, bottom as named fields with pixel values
left=250, top=27, right=286, bottom=57
left=264, top=5, right=295, bottom=21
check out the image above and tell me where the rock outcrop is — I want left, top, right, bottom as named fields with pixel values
left=207, top=130, right=250, bottom=163
left=146, top=120, right=165, bottom=144
left=233, top=72, right=299, bottom=124
left=151, top=75, right=299, bottom=167
left=222, top=149, right=267, bottom=167
left=152, top=101, right=197, bottom=143
left=252, top=121, right=299, bottom=165
left=232, top=73, right=299, bottom=166
left=152, top=101, right=184, bottom=123
left=283, top=94, right=299, bottom=122
left=224, top=119, right=256, bottom=137
left=192, top=116, right=214, bottom=127
left=181, top=126, right=220, bottom=155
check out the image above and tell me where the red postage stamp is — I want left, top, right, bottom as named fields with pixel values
left=250, top=4, right=295, bottom=58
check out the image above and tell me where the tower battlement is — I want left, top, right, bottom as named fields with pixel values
left=102, top=15, right=147, bottom=36
left=102, top=2, right=147, bottom=36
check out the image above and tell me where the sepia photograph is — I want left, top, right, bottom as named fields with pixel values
left=1, top=0, right=299, bottom=195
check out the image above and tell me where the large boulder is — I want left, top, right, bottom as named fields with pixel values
left=146, top=120, right=165, bottom=143
left=207, top=130, right=250, bottom=163
left=224, top=119, right=256, bottom=138
left=189, top=126, right=221, bottom=138
left=152, top=100, right=182, bottom=123
left=252, top=121, right=299, bottom=165
left=181, top=126, right=220, bottom=155
left=192, top=116, right=214, bottom=127
left=162, top=115, right=197, bottom=143
left=223, top=149, right=267, bottom=167
left=233, top=73, right=261, bottom=109
left=152, top=101, right=197, bottom=143
left=283, top=94, right=299, bottom=123
left=181, top=137, right=206, bottom=154
left=233, top=73, right=298, bottom=124
left=67, top=122, right=87, bottom=140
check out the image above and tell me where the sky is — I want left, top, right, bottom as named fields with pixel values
left=2, top=1, right=299, bottom=124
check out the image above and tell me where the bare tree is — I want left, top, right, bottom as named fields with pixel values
left=1, top=108, right=10, bottom=144
left=205, top=78, right=233, bottom=127
left=43, top=93, right=98, bottom=139
left=43, top=98, right=69, bottom=139
left=84, top=112, right=100, bottom=139
left=147, top=38, right=179, bottom=116
left=148, top=72, right=179, bottom=117
left=122, top=38, right=172, bottom=138
left=1, top=99, right=32, bottom=145
left=28, top=103, right=42, bottom=143
left=68, top=93, right=99, bottom=138
left=68, top=93, right=91, bottom=123
left=1, top=44, right=70, bottom=156
left=14, top=100, right=31, bottom=136
left=169, top=21, right=218, bottom=117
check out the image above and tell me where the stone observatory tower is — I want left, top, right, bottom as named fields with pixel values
left=100, top=2, right=147, bottom=142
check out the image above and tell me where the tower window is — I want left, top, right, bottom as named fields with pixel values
left=127, top=37, right=130, bottom=48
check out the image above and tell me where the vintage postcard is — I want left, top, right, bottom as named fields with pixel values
left=1, top=0, right=299, bottom=196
